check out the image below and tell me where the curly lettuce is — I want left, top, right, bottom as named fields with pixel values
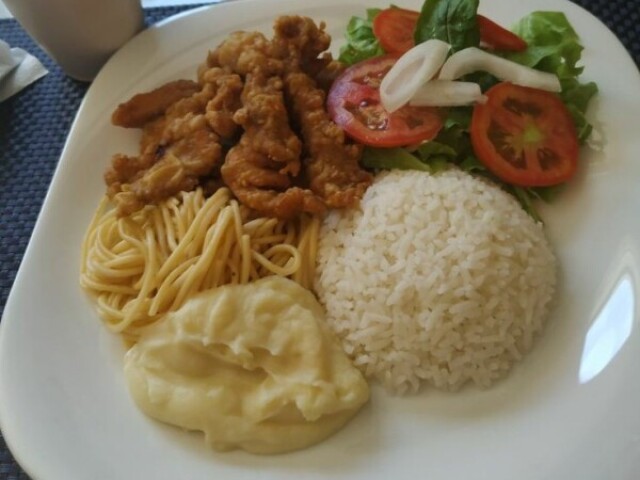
left=505, top=11, right=598, bottom=143
left=338, top=9, right=385, bottom=65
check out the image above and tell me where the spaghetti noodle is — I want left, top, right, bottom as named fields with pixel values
left=80, top=187, right=320, bottom=340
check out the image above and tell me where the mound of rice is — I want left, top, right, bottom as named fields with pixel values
left=315, top=169, right=556, bottom=395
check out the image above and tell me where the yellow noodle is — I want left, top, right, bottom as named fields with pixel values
left=207, top=228, right=236, bottom=289
left=162, top=202, right=179, bottom=251
left=169, top=200, right=187, bottom=244
left=252, top=244, right=300, bottom=277
left=89, top=263, right=144, bottom=279
left=81, top=187, right=320, bottom=339
left=231, top=200, right=243, bottom=244
left=156, top=190, right=228, bottom=279
left=81, top=276, right=139, bottom=296
left=240, top=234, right=251, bottom=284
left=151, top=208, right=170, bottom=261
left=103, top=254, right=144, bottom=269
left=171, top=208, right=233, bottom=310
left=149, top=257, right=199, bottom=316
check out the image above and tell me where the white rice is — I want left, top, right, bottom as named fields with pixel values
left=314, top=169, right=556, bottom=395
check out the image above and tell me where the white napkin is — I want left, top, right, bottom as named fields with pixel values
left=0, top=39, right=48, bottom=102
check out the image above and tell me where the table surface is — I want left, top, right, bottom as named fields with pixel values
left=0, top=0, right=639, bottom=478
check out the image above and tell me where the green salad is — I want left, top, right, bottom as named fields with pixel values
left=332, top=0, right=598, bottom=220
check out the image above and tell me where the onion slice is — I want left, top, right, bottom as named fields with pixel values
left=410, top=80, right=487, bottom=107
left=380, top=39, right=450, bottom=113
left=439, top=47, right=562, bottom=92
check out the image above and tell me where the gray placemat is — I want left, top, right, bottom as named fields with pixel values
left=0, top=0, right=638, bottom=478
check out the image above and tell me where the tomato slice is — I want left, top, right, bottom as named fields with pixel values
left=372, top=10, right=527, bottom=54
left=477, top=15, right=527, bottom=52
left=327, top=55, right=443, bottom=147
left=372, top=8, right=420, bottom=55
left=470, top=82, right=578, bottom=187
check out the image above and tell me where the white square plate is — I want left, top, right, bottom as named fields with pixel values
left=1, top=0, right=640, bottom=478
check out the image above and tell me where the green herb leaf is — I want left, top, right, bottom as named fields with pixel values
left=527, top=184, right=565, bottom=202
left=414, top=0, right=480, bottom=52
left=362, top=147, right=433, bottom=172
left=458, top=155, right=486, bottom=173
left=561, top=78, right=598, bottom=143
left=415, top=141, right=457, bottom=160
left=505, top=186, right=543, bottom=223
left=338, top=8, right=385, bottom=65
left=506, top=12, right=583, bottom=76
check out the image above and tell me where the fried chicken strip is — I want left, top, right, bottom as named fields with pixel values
left=285, top=72, right=371, bottom=208
left=200, top=67, right=244, bottom=140
left=271, top=16, right=372, bottom=208
left=312, top=53, right=347, bottom=92
left=270, top=16, right=346, bottom=91
left=109, top=116, right=223, bottom=216
left=111, top=80, right=200, bottom=128
left=105, top=73, right=238, bottom=215
left=221, top=72, right=324, bottom=219
left=205, top=31, right=282, bottom=77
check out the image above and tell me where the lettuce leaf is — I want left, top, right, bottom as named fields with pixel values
left=362, top=147, right=433, bottom=172
left=338, top=9, right=385, bottom=65
left=506, top=12, right=583, bottom=76
left=505, top=11, right=598, bottom=143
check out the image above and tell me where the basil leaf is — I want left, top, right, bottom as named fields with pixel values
left=414, top=0, right=480, bottom=52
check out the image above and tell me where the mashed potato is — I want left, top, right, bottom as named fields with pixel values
left=123, top=276, right=369, bottom=454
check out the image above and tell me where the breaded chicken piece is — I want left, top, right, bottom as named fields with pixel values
left=270, top=16, right=330, bottom=69
left=111, top=80, right=200, bottom=128
left=105, top=72, right=238, bottom=216
left=200, top=67, right=244, bottom=140
left=108, top=113, right=223, bottom=216
left=285, top=72, right=371, bottom=208
left=124, top=129, right=222, bottom=214
left=221, top=72, right=324, bottom=219
left=206, top=31, right=282, bottom=77
left=270, top=16, right=346, bottom=91
left=232, top=74, right=302, bottom=176
left=222, top=144, right=324, bottom=219
left=271, top=16, right=372, bottom=208
left=312, top=53, right=347, bottom=92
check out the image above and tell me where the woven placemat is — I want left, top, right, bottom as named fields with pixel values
left=0, top=0, right=638, bottom=478
left=0, top=6, right=203, bottom=478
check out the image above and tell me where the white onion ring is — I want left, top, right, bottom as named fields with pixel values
left=439, top=47, right=561, bottom=92
left=409, top=80, right=487, bottom=107
left=380, top=39, right=451, bottom=113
